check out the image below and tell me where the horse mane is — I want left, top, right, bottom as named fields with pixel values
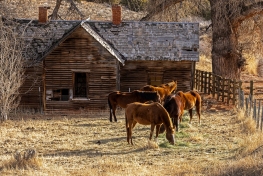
left=156, top=102, right=174, bottom=132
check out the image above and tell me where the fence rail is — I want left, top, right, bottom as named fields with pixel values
left=194, top=69, right=263, bottom=131
left=194, top=70, right=241, bottom=105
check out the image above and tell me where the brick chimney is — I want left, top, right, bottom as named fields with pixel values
left=112, top=4, right=122, bottom=25
left=39, top=4, right=50, bottom=23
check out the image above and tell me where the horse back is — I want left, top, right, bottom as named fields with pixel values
left=140, top=85, right=154, bottom=91
left=164, top=94, right=183, bottom=117
left=135, top=90, right=160, bottom=103
left=126, top=102, right=169, bottom=125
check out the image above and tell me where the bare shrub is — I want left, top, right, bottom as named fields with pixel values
left=0, top=19, right=26, bottom=121
left=0, top=149, right=42, bottom=170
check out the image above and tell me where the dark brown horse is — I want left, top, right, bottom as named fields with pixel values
left=125, top=102, right=175, bottom=145
left=161, top=90, right=201, bottom=132
left=140, top=81, right=177, bottom=104
left=108, top=90, right=160, bottom=122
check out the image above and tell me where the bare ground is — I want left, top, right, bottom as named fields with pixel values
left=0, top=96, right=250, bottom=176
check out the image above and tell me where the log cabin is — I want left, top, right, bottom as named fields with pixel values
left=7, top=4, right=199, bottom=113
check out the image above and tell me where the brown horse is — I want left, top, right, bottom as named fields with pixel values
left=161, top=90, right=201, bottom=132
left=140, top=80, right=177, bottom=104
left=125, top=102, right=175, bottom=145
left=108, top=90, right=160, bottom=122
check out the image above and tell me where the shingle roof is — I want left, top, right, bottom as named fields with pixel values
left=7, top=18, right=199, bottom=65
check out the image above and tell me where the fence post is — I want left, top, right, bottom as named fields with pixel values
left=261, top=106, right=263, bottom=131
left=239, top=88, right=244, bottom=109
left=250, top=80, right=254, bottom=101
left=217, top=76, right=221, bottom=101
left=257, top=101, right=261, bottom=129
left=208, top=72, right=212, bottom=95
left=245, top=97, right=249, bottom=117
left=222, top=77, right=225, bottom=103
left=201, top=70, right=204, bottom=92
left=204, top=71, right=207, bottom=93
left=227, top=79, right=231, bottom=105
left=212, top=74, right=215, bottom=98
left=195, top=70, right=198, bottom=90
left=198, top=70, right=201, bottom=91
left=253, top=99, right=257, bottom=120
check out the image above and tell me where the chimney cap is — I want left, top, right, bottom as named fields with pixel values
left=110, top=0, right=121, bottom=5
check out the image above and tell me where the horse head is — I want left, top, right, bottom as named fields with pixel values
left=166, top=125, right=175, bottom=145
left=169, top=80, right=177, bottom=93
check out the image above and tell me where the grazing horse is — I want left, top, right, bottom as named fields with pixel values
left=125, top=102, right=175, bottom=145
left=140, top=80, right=177, bottom=104
left=108, top=90, right=160, bottom=122
left=160, top=90, right=201, bottom=132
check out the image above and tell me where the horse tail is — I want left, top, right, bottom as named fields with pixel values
left=108, top=96, right=112, bottom=110
left=108, top=95, right=113, bottom=122
left=190, top=90, right=198, bottom=97
left=125, top=111, right=129, bottom=137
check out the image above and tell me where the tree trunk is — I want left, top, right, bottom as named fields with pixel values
left=50, top=0, right=62, bottom=20
left=210, top=0, right=242, bottom=79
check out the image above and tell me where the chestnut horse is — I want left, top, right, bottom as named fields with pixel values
left=161, top=90, right=201, bottom=132
left=108, top=90, right=160, bottom=122
left=140, top=81, right=177, bottom=104
left=125, top=102, right=175, bottom=145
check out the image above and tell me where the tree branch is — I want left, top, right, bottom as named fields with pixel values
left=67, top=0, right=85, bottom=19
left=232, top=2, right=263, bottom=29
left=140, top=0, right=185, bottom=21
left=49, top=0, right=62, bottom=20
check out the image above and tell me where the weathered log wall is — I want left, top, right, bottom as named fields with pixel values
left=41, top=27, right=117, bottom=112
left=120, top=61, right=194, bottom=92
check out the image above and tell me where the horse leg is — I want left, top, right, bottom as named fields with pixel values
left=127, top=121, right=133, bottom=145
left=175, top=117, right=179, bottom=132
left=196, top=100, right=201, bottom=125
left=112, top=106, right=118, bottom=122
left=149, top=124, right=155, bottom=140
left=109, top=108, right=113, bottom=122
left=189, top=109, right=193, bottom=124
left=126, top=114, right=130, bottom=144
left=130, top=121, right=137, bottom=145
left=196, top=105, right=201, bottom=125
left=155, top=124, right=161, bottom=138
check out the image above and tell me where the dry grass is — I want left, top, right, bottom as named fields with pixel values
left=243, top=53, right=259, bottom=75
left=196, top=54, right=212, bottom=72
left=0, top=106, right=262, bottom=175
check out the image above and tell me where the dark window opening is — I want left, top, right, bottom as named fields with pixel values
left=74, top=72, right=87, bottom=98
left=51, top=89, right=69, bottom=101
left=61, top=89, right=69, bottom=101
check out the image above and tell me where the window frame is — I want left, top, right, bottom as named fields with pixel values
left=72, top=71, right=89, bottom=99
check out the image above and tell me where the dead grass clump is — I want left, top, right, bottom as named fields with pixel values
left=238, top=132, right=263, bottom=157
left=241, top=118, right=257, bottom=134
left=0, top=149, right=42, bottom=170
left=211, top=155, right=263, bottom=176
left=236, top=109, right=246, bottom=122
left=188, top=133, right=204, bottom=142
left=143, top=139, right=159, bottom=150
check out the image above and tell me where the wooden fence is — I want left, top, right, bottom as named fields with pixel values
left=194, top=69, right=241, bottom=105
left=194, top=69, right=263, bottom=131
